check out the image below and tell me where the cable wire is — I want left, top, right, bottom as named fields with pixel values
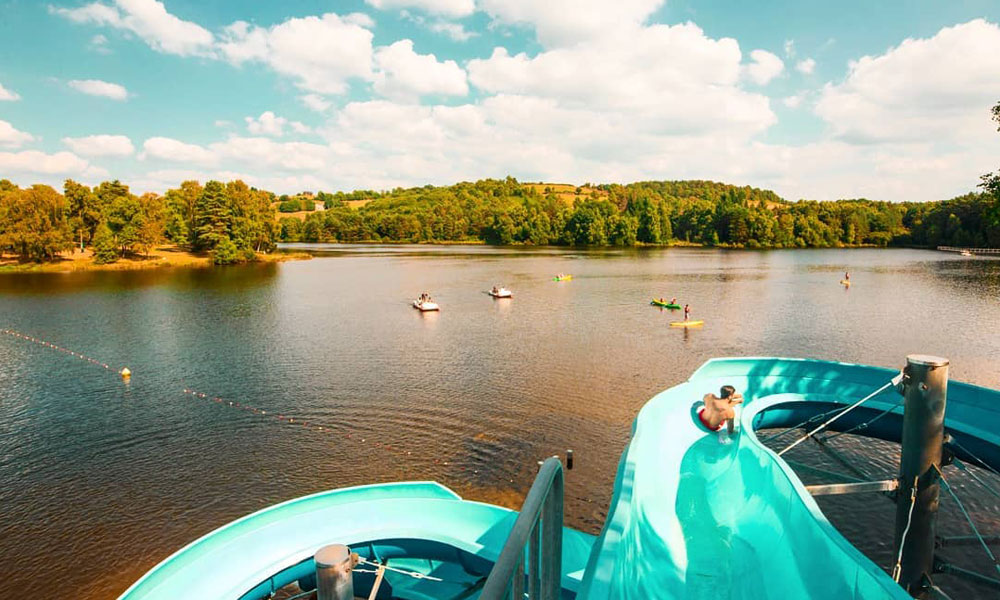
left=892, top=476, right=919, bottom=583
left=939, top=468, right=1000, bottom=577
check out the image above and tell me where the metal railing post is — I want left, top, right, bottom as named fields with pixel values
left=314, top=544, right=354, bottom=600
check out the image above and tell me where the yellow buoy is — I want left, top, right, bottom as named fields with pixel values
left=120, top=367, right=132, bottom=379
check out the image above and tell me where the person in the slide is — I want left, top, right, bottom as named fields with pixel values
left=698, top=385, right=743, bottom=440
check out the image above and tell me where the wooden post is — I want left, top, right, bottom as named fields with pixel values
left=894, top=355, right=949, bottom=597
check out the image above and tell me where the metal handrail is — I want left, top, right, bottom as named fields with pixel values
left=481, top=457, right=564, bottom=600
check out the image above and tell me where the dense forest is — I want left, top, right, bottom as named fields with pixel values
left=0, top=178, right=276, bottom=264
left=1, top=103, right=998, bottom=262
left=2, top=176, right=999, bottom=264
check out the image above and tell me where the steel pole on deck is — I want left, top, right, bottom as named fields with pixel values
left=894, top=355, right=949, bottom=597
left=315, top=544, right=354, bottom=600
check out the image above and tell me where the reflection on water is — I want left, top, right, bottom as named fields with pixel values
left=1, top=246, right=1000, bottom=599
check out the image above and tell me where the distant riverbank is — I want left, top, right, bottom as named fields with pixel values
left=0, top=245, right=311, bottom=274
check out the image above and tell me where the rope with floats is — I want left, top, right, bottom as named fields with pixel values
left=1, top=328, right=131, bottom=379
left=778, top=372, right=904, bottom=457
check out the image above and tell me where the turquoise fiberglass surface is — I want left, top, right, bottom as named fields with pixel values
left=579, top=357, right=1000, bottom=600
left=118, top=480, right=594, bottom=600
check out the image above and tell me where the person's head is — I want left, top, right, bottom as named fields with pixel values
left=720, top=385, right=736, bottom=399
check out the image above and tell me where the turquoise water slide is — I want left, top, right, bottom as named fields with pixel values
left=579, top=357, right=1000, bottom=599
left=118, top=481, right=594, bottom=599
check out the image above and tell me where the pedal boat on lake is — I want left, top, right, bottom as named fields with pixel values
left=412, top=298, right=439, bottom=311
left=118, top=357, right=1000, bottom=600
left=553, top=274, right=572, bottom=282
left=488, top=287, right=512, bottom=298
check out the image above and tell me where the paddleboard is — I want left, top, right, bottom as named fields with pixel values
left=670, top=320, right=704, bottom=327
left=840, top=280, right=851, bottom=286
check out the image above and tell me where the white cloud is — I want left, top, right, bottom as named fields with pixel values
left=467, top=22, right=772, bottom=137
left=214, top=120, right=233, bottom=128
left=51, top=0, right=214, bottom=57
left=744, top=49, right=784, bottom=85
left=429, top=21, right=477, bottom=42
left=89, top=33, right=111, bottom=53
left=365, top=0, right=474, bottom=18
left=218, top=13, right=374, bottom=95
left=300, top=94, right=332, bottom=113
left=0, top=120, right=35, bottom=148
left=783, top=94, right=804, bottom=109
left=783, top=39, right=795, bottom=57
left=374, top=40, right=469, bottom=100
left=479, top=0, right=664, bottom=47
left=62, top=134, right=134, bottom=156
left=68, top=79, right=129, bottom=100
left=0, top=82, right=21, bottom=101
left=211, top=136, right=331, bottom=171
left=0, top=150, right=103, bottom=176
left=795, top=58, right=816, bottom=74
left=815, top=19, right=1000, bottom=144
left=290, top=121, right=312, bottom=134
left=142, top=136, right=217, bottom=163
left=245, top=111, right=287, bottom=136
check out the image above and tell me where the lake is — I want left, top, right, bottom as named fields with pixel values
left=1, top=245, right=999, bottom=598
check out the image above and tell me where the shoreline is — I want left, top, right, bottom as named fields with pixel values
left=0, top=246, right=312, bottom=274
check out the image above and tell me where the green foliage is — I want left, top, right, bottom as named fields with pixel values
left=0, top=183, right=72, bottom=260
left=92, top=223, right=118, bottom=264
left=194, top=181, right=231, bottom=250
left=212, top=236, right=239, bottom=265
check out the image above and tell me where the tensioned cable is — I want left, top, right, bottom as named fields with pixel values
left=778, top=373, right=903, bottom=457
left=939, top=468, right=1000, bottom=577
left=892, top=476, right=919, bottom=583
left=758, top=406, right=845, bottom=444
left=949, top=437, right=1000, bottom=479
left=953, top=459, right=1000, bottom=500
left=822, top=399, right=903, bottom=441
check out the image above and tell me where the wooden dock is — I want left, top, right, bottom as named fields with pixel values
left=937, top=246, right=1000, bottom=254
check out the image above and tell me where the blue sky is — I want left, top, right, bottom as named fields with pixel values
left=1, top=0, right=999, bottom=201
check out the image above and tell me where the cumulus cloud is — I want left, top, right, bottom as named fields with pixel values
left=815, top=19, right=1000, bottom=144
left=142, top=136, right=217, bottom=163
left=0, top=82, right=20, bottom=101
left=795, top=58, right=816, bottom=74
left=51, top=0, right=214, bottom=56
left=68, top=79, right=129, bottom=100
left=429, top=21, right=476, bottom=42
left=218, top=13, right=374, bottom=95
left=0, top=120, right=35, bottom=148
left=374, top=40, right=469, bottom=100
left=0, top=150, right=103, bottom=176
left=744, top=49, right=784, bottom=85
left=480, top=0, right=665, bottom=47
left=783, top=94, right=804, bottom=109
left=365, top=0, right=474, bottom=18
left=245, top=111, right=287, bottom=136
left=62, top=134, right=134, bottom=156
left=300, top=94, right=332, bottom=113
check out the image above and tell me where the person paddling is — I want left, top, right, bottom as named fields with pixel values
left=845, top=271, right=850, bottom=282
left=683, top=304, right=691, bottom=321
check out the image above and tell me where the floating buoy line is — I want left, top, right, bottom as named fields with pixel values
left=1, top=327, right=555, bottom=484
left=1, top=328, right=129, bottom=378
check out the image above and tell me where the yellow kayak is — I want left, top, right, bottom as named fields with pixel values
left=670, top=320, right=704, bottom=327
left=553, top=275, right=573, bottom=281
left=840, top=280, right=851, bottom=286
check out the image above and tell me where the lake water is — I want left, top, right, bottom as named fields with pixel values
left=1, top=245, right=999, bottom=598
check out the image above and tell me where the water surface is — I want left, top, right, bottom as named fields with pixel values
left=1, top=246, right=999, bottom=598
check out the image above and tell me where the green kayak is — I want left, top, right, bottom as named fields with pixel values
left=650, top=299, right=681, bottom=309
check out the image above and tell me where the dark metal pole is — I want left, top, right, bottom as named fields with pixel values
left=895, top=355, right=949, bottom=597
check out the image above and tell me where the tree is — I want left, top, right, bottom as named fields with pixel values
left=212, top=236, right=239, bottom=265
left=164, top=180, right=203, bottom=247
left=979, top=100, right=1000, bottom=232
left=92, top=224, right=118, bottom=264
left=64, top=180, right=101, bottom=250
left=0, top=184, right=72, bottom=261
left=193, top=180, right=231, bottom=250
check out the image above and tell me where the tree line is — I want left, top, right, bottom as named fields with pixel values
left=273, top=178, right=999, bottom=249
left=0, top=178, right=277, bottom=264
